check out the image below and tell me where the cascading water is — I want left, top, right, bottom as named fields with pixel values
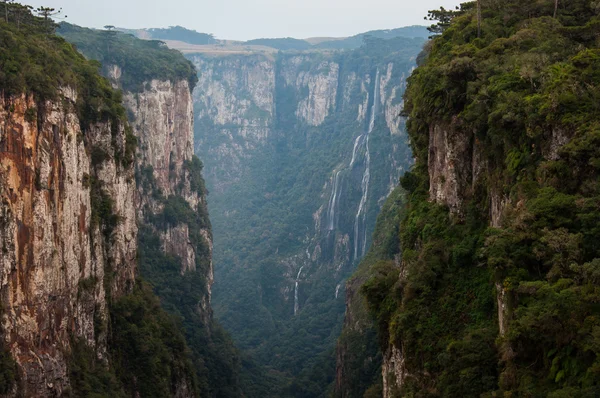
left=353, top=69, right=380, bottom=261
left=326, top=170, right=343, bottom=231
left=349, top=135, right=363, bottom=167
left=294, top=266, right=305, bottom=315
left=335, top=283, right=342, bottom=299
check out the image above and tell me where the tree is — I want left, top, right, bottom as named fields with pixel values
left=1, top=0, right=13, bottom=23
left=554, top=0, right=559, bottom=18
left=11, top=3, right=33, bottom=30
left=104, top=25, right=117, bottom=54
left=35, top=6, right=65, bottom=33
left=425, top=7, right=459, bottom=37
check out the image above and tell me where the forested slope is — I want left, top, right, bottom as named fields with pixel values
left=339, top=0, right=600, bottom=396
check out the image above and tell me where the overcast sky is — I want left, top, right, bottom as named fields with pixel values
left=33, top=0, right=461, bottom=40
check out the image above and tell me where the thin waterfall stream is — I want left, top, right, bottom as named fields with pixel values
left=294, top=266, right=305, bottom=315
left=327, top=170, right=343, bottom=231
left=353, top=69, right=380, bottom=261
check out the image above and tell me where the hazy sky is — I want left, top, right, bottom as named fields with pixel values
left=33, top=0, right=460, bottom=40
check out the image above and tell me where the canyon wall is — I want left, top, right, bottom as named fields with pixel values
left=0, top=89, right=136, bottom=396
left=0, top=19, right=227, bottom=396
left=120, top=75, right=213, bottom=307
left=337, top=3, right=600, bottom=397
left=188, top=36, right=423, bottom=385
left=57, top=20, right=243, bottom=395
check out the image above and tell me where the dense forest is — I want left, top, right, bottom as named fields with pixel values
left=145, top=26, right=217, bottom=45
left=242, top=27, right=430, bottom=51
left=58, top=23, right=198, bottom=92
left=343, top=0, right=600, bottom=396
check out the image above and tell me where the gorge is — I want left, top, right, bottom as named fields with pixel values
left=2, top=0, right=600, bottom=397
left=188, top=36, right=421, bottom=393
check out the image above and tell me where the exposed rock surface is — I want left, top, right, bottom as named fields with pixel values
left=382, top=345, right=408, bottom=398
left=122, top=79, right=211, bottom=277
left=192, top=53, right=412, bottom=276
left=0, top=91, right=136, bottom=396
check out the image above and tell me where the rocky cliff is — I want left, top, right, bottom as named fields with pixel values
left=341, top=2, right=600, bottom=397
left=0, top=15, right=234, bottom=396
left=189, top=36, right=423, bottom=391
left=121, top=75, right=212, bottom=295
left=69, top=25, right=243, bottom=395
left=0, top=87, right=136, bottom=395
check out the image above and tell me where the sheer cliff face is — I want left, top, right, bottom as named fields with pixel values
left=0, top=91, right=136, bottom=396
left=192, top=53, right=411, bottom=273
left=122, top=77, right=211, bottom=278
left=118, top=73, right=213, bottom=321
left=192, top=54, right=410, bottom=194
left=191, top=55, right=275, bottom=191
left=189, top=45, right=418, bottom=375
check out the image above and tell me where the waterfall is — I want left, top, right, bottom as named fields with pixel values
left=326, top=170, right=343, bottom=231
left=353, top=69, right=380, bottom=261
left=294, top=266, right=304, bottom=315
left=349, top=135, right=363, bottom=167
left=335, top=283, right=342, bottom=299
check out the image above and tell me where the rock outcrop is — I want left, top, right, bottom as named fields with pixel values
left=0, top=90, right=136, bottom=396
left=123, top=78, right=211, bottom=278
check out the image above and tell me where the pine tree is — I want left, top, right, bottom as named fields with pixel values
left=104, top=25, right=117, bottom=54
left=35, top=6, right=65, bottom=34
left=1, top=0, right=13, bottom=23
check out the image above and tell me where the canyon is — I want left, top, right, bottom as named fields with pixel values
left=188, top=35, right=422, bottom=389
left=3, top=1, right=600, bottom=397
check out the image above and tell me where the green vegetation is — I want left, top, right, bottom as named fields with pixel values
left=135, top=153, right=241, bottom=397
left=0, top=337, right=17, bottom=394
left=109, top=281, right=199, bottom=397
left=196, top=36, right=419, bottom=396
left=183, top=156, right=207, bottom=196
left=68, top=282, right=200, bottom=398
left=335, top=186, right=406, bottom=397
left=0, top=3, right=135, bottom=161
left=144, top=26, right=216, bottom=45
left=58, top=23, right=198, bottom=92
left=68, top=339, right=125, bottom=398
left=138, top=210, right=242, bottom=397
left=354, top=0, right=600, bottom=396
left=314, top=26, right=429, bottom=50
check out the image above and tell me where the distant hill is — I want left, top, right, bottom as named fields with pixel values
left=314, top=26, right=430, bottom=49
left=115, top=25, right=430, bottom=54
left=244, top=37, right=312, bottom=51
left=119, top=26, right=217, bottom=45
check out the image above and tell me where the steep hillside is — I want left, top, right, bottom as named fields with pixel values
left=189, top=36, right=423, bottom=394
left=335, top=186, right=406, bottom=398
left=0, top=7, right=197, bottom=396
left=59, top=23, right=243, bottom=397
left=339, top=1, right=600, bottom=397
